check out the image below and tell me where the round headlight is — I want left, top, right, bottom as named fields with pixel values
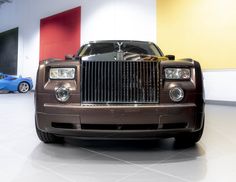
left=55, top=87, right=70, bottom=102
left=169, top=87, right=184, bottom=102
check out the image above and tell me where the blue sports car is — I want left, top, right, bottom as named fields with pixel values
left=0, top=73, right=33, bottom=93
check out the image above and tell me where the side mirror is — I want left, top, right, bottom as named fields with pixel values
left=165, top=55, right=175, bottom=60
left=65, top=54, right=74, bottom=60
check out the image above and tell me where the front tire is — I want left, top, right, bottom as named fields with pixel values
left=18, top=82, right=30, bottom=93
left=175, top=120, right=204, bottom=145
left=35, top=121, right=64, bottom=143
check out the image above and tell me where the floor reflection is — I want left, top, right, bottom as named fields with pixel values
left=29, top=138, right=207, bottom=182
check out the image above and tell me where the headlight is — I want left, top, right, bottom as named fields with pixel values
left=164, top=68, right=190, bottom=80
left=50, top=68, right=75, bottom=79
left=55, top=87, right=70, bottom=102
left=169, top=87, right=184, bottom=102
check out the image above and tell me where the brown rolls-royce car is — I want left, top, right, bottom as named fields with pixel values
left=35, top=40, right=205, bottom=144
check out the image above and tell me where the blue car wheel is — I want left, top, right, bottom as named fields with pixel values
left=18, top=82, right=30, bottom=93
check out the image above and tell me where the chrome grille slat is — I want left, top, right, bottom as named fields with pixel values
left=81, top=60, right=159, bottom=104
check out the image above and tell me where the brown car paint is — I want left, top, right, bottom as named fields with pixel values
left=35, top=41, right=204, bottom=140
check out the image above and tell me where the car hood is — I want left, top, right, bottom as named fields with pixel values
left=81, top=52, right=168, bottom=61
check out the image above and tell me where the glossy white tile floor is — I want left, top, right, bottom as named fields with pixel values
left=0, top=92, right=236, bottom=182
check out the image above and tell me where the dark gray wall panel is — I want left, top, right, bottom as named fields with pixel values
left=0, top=28, right=18, bottom=75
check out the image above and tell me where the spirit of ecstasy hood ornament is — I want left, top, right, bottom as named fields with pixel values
left=117, top=42, right=123, bottom=52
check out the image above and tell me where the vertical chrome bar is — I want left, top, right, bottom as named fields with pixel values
left=145, top=62, right=148, bottom=102
left=107, top=62, right=110, bottom=101
left=87, top=62, right=91, bottom=101
left=94, top=61, right=97, bottom=101
left=149, top=62, right=152, bottom=102
left=97, top=61, right=101, bottom=102
left=111, top=61, right=114, bottom=102
left=123, top=61, right=126, bottom=102
left=119, top=61, right=122, bottom=102
left=84, top=61, right=87, bottom=101
left=104, top=62, right=107, bottom=101
left=139, top=61, right=142, bottom=102
left=117, top=61, right=120, bottom=102
left=91, top=62, right=94, bottom=101
left=114, top=61, right=117, bottom=102
left=126, top=62, right=129, bottom=101
left=142, top=62, right=145, bottom=102
left=134, top=62, right=137, bottom=102
left=129, top=62, right=132, bottom=102
left=101, top=61, right=104, bottom=102
left=136, top=62, right=138, bottom=102
left=156, top=62, right=159, bottom=103
left=153, top=62, right=156, bottom=102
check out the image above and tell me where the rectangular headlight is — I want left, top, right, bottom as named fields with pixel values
left=164, top=68, right=190, bottom=80
left=49, top=68, right=75, bottom=79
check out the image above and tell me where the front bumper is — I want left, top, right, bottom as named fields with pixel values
left=36, top=103, right=204, bottom=139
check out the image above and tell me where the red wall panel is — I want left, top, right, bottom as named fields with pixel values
left=40, top=7, right=81, bottom=61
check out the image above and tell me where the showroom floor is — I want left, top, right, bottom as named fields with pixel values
left=0, top=92, right=236, bottom=182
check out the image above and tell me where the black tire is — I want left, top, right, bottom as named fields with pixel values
left=18, top=82, right=30, bottom=93
left=35, top=122, right=64, bottom=144
left=175, top=120, right=204, bottom=145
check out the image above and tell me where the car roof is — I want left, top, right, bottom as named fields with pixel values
left=88, top=40, right=154, bottom=44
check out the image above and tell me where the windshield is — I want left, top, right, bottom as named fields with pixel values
left=78, top=42, right=162, bottom=57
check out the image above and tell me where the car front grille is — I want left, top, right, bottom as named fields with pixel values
left=81, top=60, right=159, bottom=104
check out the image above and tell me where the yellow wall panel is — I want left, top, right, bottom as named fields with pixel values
left=157, top=0, right=236, bottom=69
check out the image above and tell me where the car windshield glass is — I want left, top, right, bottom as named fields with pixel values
left=79, top=42, right=162, bottom=57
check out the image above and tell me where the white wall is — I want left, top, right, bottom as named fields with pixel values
left=0, top=0, right=157, bottom=87
left=1, top=0, right=235, bottom=102
left=82, top=0, right=156, bottom=42
left=203, top=70, right=236, bottom=102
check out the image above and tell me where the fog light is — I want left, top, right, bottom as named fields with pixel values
left=55, top=87, right=70, bottom=102
left=169, top=87, right=184, bottom=102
